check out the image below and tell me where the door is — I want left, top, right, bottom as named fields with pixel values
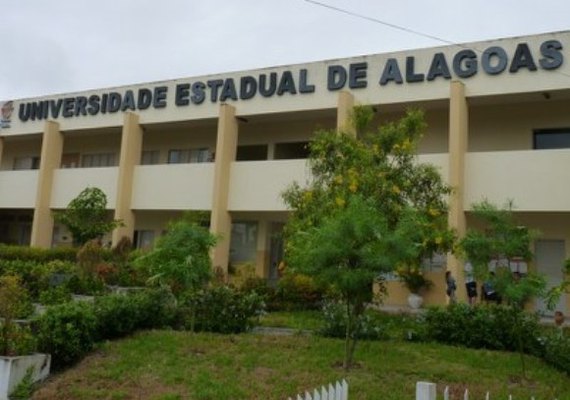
left=535, top=240, right=567, bottom=316
left=268, top=223, right=284, bottom=286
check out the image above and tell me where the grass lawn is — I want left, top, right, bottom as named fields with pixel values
left=32, top=329, right=569, bottom=400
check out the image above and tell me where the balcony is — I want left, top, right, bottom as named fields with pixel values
left=51, top=167, right=118, bottom=209
left=0, top=170, right=38, bottom=208
left=465, top=149, right=570, bottom=211
left=229, top=160, right=309, bottom=211
left=131, top=164, right=214, bottom=210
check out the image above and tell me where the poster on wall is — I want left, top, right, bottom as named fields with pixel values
left=1, top=101, right=13, bottom=128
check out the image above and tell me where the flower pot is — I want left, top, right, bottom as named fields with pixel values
left=0, top=353, right=51, bottom=400
left=407, top=293, right=423, bottom=309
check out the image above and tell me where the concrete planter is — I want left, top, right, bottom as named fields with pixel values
left=106, top=285, right=146, bottom=295
left=0, top=353, right=51, bottom=400
left=407, top=293, right=424, bottom=309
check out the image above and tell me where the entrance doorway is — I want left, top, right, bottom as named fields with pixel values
left=535, top=240, right=567, bottom=316
left=268, top=223, right=284, bottom=286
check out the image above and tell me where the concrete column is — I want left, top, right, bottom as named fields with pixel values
left=210, top=104, right=238, bottom=273
left=112, top=112, right=143, bottom=246
left=30, top=121, right=63, bottom=248
left=255, top=220, right=270, bottom=278
left=447, top=81, right=469, bottom=302
left=336, top=91, right=355, bottom=136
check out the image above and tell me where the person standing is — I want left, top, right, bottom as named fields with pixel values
left=464, top=261, right=478, bottom=305
left=445, top=270, right=457, bottom=304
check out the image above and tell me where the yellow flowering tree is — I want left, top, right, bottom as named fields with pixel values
left=282, top=107, right=454, bottom=369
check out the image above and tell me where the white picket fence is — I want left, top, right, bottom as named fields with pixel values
left=416, top=381, right=559, bottom=400
left=288, top=379, right=348, bottom=400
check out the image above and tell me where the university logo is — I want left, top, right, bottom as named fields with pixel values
left=1, top=101, right=14, bottom=128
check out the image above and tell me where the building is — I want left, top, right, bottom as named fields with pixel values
left=1, top=31, right=569, bottom=313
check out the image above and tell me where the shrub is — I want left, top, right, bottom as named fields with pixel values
left=422, top=303, right=543, bottom=354
left=274, top=273, right=324, bottom=311
left=130, top=288, right=178, bottom=330
left=240, top=277, right=278, bottom=309
left=38, top=285, right=73, bottom=306
left=193, top=286, right=264, bottom=334
left=93, top=289, right=177, bottom=340
left=319, top=300, right=387, bottom=340
left=0, top=275, right=35, bottom=356
left=542, top=333, right=570, bottom=375
left=93, top=294, right=140, bottom=340
left=0, top=244, right=78, bottom=263
left=34, top=301, right=98, bottom=370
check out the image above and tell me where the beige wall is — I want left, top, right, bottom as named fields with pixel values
left=131, top=164, right=214, bottom=210
left=0, top=171, right=39, bottom=208
left=0, top=136, right=42, bottom=170
left=62, top=130, right=121, bottom=164
left=465, top=149, right=570, bottom=211
left=142, top=126, right=217, bottom=164
left=469, top=99, right=570, bottom=152
left=51, top=168, right=118, bottom=209
left=5, top=31, right=570, bottom=136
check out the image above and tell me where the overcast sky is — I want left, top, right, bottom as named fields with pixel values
left=2, top=0, right=569, bottom=100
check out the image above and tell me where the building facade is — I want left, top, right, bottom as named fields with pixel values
left=1, top=31, right=569, bottom=313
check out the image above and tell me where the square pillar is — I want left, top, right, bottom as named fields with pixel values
left=255, top=220, right=270, bottom=278
left=336, top=91, right=355, bottom=136
left=210, top=104, right=238, bottom=273
left=447, top=81, right=469, bottom=301
left=112, top=112, right=143, bottom=246
left=31, top=121, right=63, bottom=248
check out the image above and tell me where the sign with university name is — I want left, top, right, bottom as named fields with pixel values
left=7, top=39, right=565, bottom=125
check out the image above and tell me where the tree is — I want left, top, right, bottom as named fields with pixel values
left=283, top=107, right=454, bottom=369
left=459, top=200, right=547, bottom=378
left=54, top=187, right=121, bottom=246
left=134, top=215, right=216, bottom=297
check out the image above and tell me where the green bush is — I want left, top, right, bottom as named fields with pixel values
left=422, top=303, right=543, bottom=355
left=35, top=301, right=98, bottom=370
left=319, top=301, right=388, bottom=340
left=131, top=288, right=178, bottom=330
left=542, top=332, right=570, bottom=375
left=94, top=289, right=177, bottom=340
left=38, top=285, right=73, bottom=306
left=193, top=285, right=264, bottom=334
left=274, top=273, right=324, bottom=311
left=240, top=277, right=278, bottom=307
left=0, top=244, right=78, bottom=263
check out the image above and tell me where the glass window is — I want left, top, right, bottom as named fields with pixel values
left=229, top=222, right=258, bottom=264
left=134, top=230, right=155, bottom=249
left=141, top=150, right=160, bottom=165
left=533, top=129, right=570, bottom=149
left=81, top=153, right=116, bottom=168
left=236, top=145, right=267, bottom=161
left=168, top=148, right=210, bottom=164
left=13, top=156, right=40, bottom=170
left=274, top=141, right=310, bottom=159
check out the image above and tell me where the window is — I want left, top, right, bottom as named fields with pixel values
left=229, top=222, right=258, bottom=264
left=81, top=153, right=116, bottom=168
left=12, top=156, right=40, bottom=170
left=236, top=145, right=267, bottom=161
left=274, top=141, right=310, bottom=159
left=168, top=148, right=210, bottom=164
left=141, top=150, right=160, bottom=165
left=533, top=128, right=570, bottom=149
left=61, top=153, right=80, bottom=168
left=133, top=230, right=155, bottom=249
